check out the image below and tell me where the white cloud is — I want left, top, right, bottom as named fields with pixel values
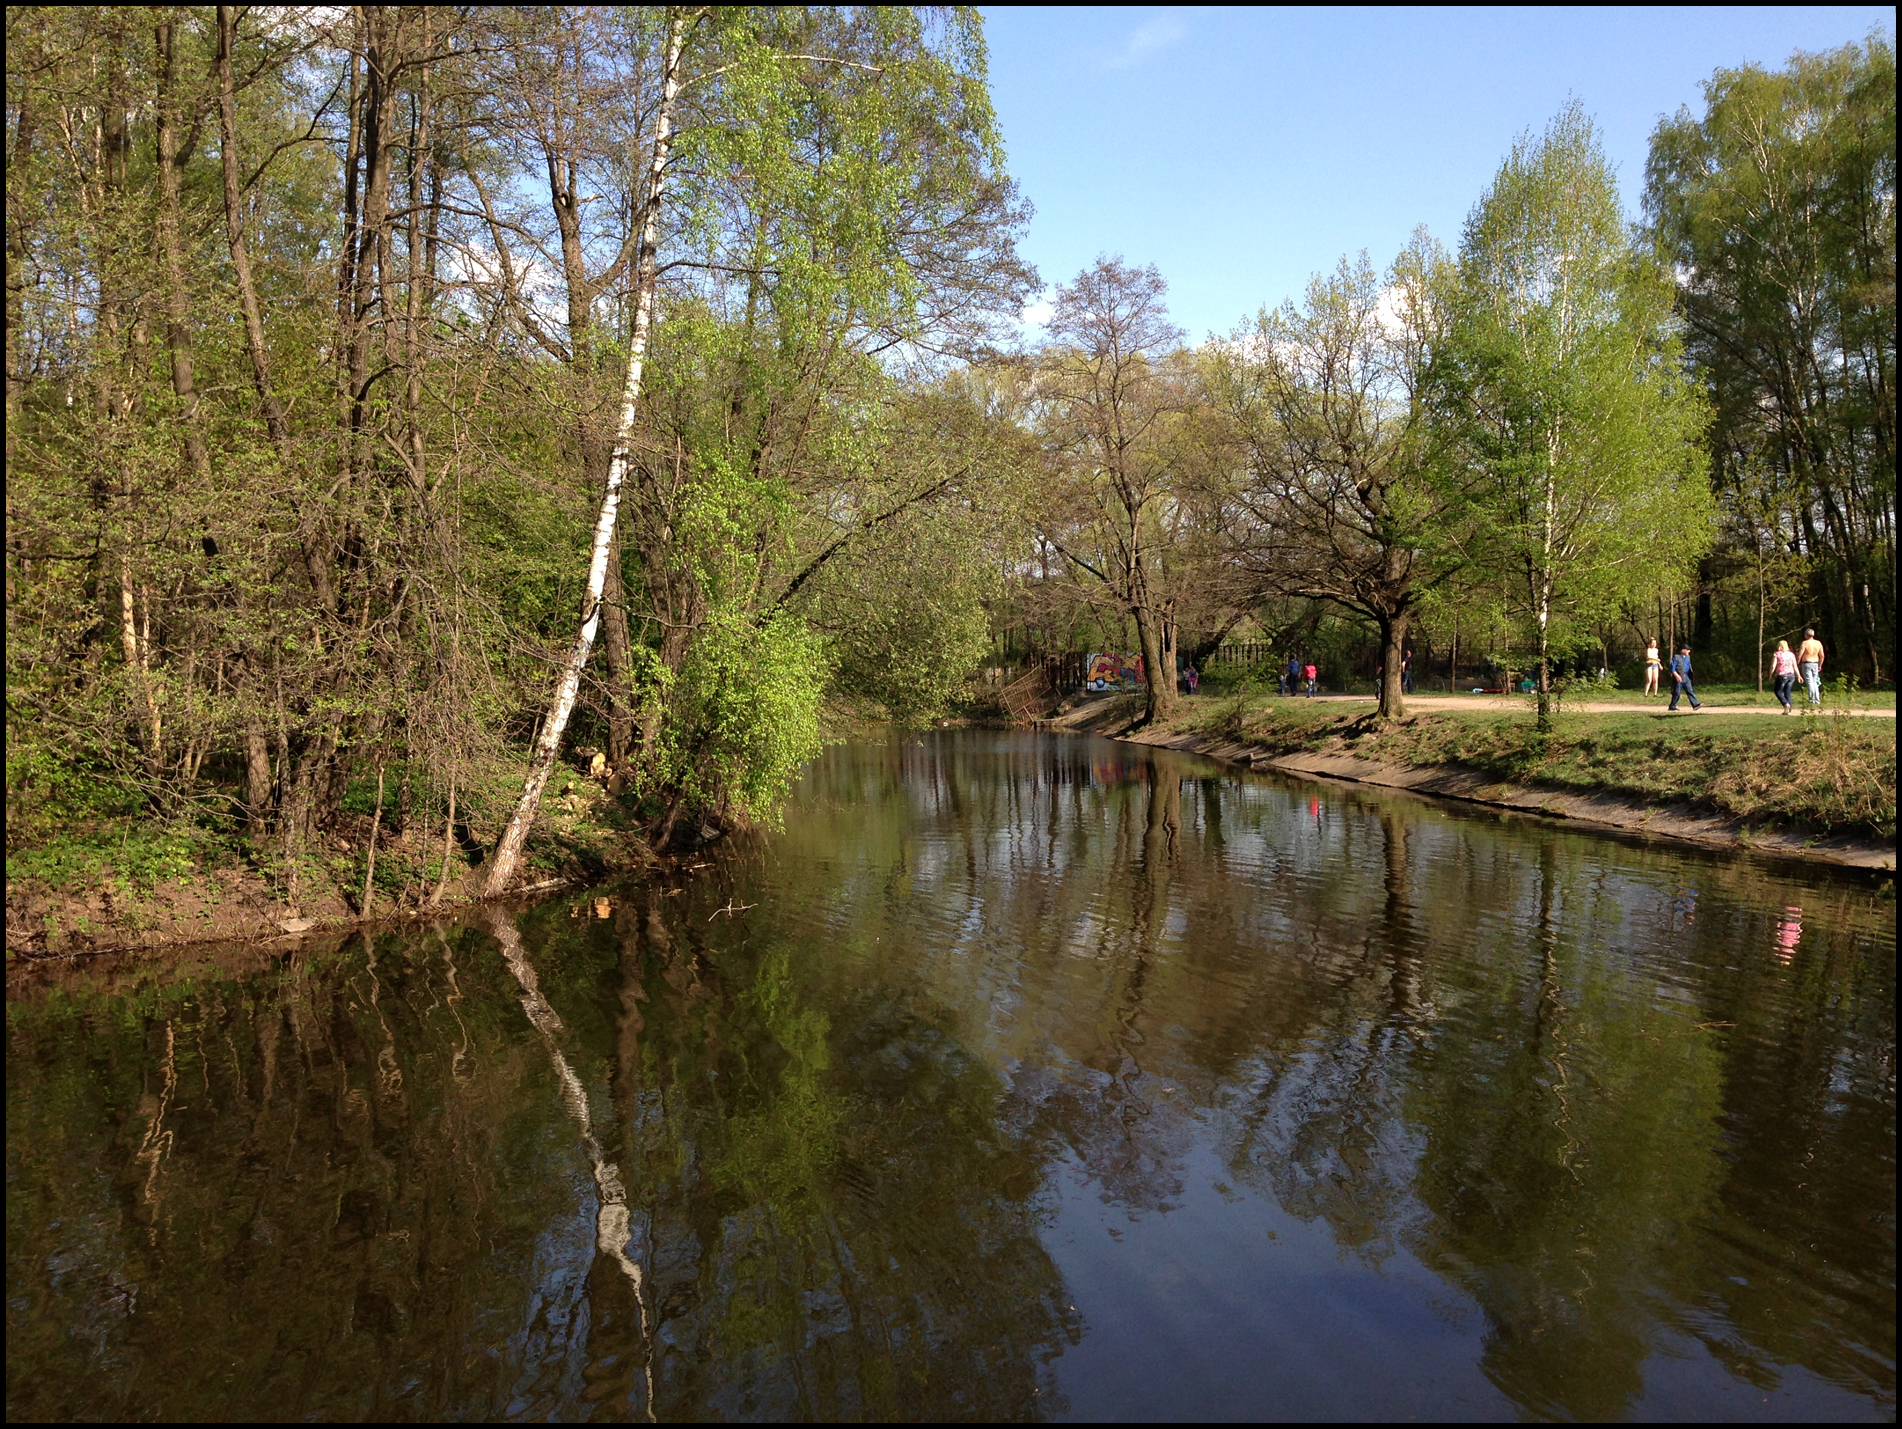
left=1102, top=11, right=1188, bottom=70
left=1019, top=297, right=1056, bottom=328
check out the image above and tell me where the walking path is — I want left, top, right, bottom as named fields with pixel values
left=1271, top=693, right=1896, bottom=718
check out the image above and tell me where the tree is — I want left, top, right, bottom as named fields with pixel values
left=1645, top=36, right=1896, bottom=683
left=1440, top=103, right=1711, bottom=731
left=1211, top=234, right=1466, bottom=721
left=3, top=5, right=1031, bottom=907
left=484, top=9, right=687, bottom=895
left=1035, top=257, right=1190, bottom=725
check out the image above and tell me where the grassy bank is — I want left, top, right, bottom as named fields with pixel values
left=4, top=755, right=659, bottom=960
left=1169, top=695, right=1897, bottom=842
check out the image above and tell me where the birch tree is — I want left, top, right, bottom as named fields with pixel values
left=484, top=10, right=686, bottom=896
left=1441, top=102, right=1710, bottom=730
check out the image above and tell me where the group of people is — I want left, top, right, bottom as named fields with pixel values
left=1203, top=633, right=1833, bottom=711
left=1641, top=627, right=1826, bottom=713
left=1279, top=657, right=1319, bottom=697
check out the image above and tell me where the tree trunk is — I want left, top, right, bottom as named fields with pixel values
left=1755, top=550, right=1766, bottom=693
left=360, top=763, right=384, bottom=914
left=432, top=775, right=457, bottom=904
left=601, top=527, right=635, bottom=769
left=1377, top=610, right=1408, bottom=721
left=486, top=14, right=685, bottom=896
left=244, top=720, right=274, bottom=836
left=1535, top=615, right=1553, bottom=733
left=153, top=17, right=210, bottom=483
left=1134, top=603, right=1174, bottom=725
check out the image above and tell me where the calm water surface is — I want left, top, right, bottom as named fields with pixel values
left=7, top=733, right=1896, bottom=1421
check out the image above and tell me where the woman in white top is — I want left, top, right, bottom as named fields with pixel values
left=1769, top=639, right=1799, bottom=713
left=1643, top=639, right=1662, bottom=695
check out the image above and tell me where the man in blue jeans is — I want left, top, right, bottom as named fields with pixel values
left=1668, top=644, right=1701, bottom=711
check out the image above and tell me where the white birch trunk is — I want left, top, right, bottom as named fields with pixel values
left=485, top=16, right=685, bottom=896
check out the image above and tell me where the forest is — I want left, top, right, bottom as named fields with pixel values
left=5, top=7, right=1894, bottom=912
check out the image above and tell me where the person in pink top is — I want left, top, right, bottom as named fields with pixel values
left=1769, top=639, right=1798, bottom=713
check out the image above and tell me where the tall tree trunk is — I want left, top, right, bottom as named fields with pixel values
left=486, top=13, right=686, bottom=896
left=360, top=763, right=385, bottom=914
left=1134, top=602, right=1173, bottom=725
left=1377, top=609, right=1408, bottom=720
left=244, top=719, right=274, bottom=836
left=118, top=551, right=163, bottom=782
left=601, top=532, right=635, bottom=769
left=3, top=68, right=32, bottom=470
left=153, top=16, right=210, bottom=483
left=217, top=6, right=336, bottom=610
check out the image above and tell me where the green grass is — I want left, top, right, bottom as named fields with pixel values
left=5, top=825, right=210, bottom=892
left=1182, top=696, right=1897, bottom=841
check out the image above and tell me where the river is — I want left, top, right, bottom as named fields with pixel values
left=6, top=731, right=1895, bottom=1421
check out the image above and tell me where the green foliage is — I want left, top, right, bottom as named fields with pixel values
left=1441, top=102, right=1714, bottom=714
left=814, top=508, right=999, bottom=724
left=7, top=826, right=203, bottom=892
left=659, top=608, right=830, bottom=825
left=1645, top=35, right=1896, bottom=681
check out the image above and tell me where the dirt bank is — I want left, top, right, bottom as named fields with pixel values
left=3, top=784, right=669, bottom=962
left=1043, top=695, right=1895, bottom=871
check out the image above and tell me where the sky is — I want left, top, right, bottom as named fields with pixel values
left=980, top=5, right=1894, bottom=340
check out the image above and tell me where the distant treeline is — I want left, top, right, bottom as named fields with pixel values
left=1001, top=37, right=1893, bottom=723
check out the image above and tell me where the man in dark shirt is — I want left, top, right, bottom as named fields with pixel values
left=1668, top=644, right=1701, bottom=711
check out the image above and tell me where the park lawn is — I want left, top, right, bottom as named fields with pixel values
left=1182, top=696, right=1897, bottom=841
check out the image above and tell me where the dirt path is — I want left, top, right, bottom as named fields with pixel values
left=1262, top=693, right=1896, bottom=718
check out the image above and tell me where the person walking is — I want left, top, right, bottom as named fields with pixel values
left=1668, top=644, right=1701, bottom=711
left=1304, top=661, right=1318, bottom=698
left=1796, top=626, right=1825, bottom=707
left=1769, top=639, right=1798, bottom=714
left=1282, top=656, right=1300, bottom=697
left=1401, top=647, right=1413, bottom=695
left=1643, top=637, right=1662, bottom=696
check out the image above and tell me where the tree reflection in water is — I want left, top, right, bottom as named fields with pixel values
left=6, top=732, right=1894, bottom=1421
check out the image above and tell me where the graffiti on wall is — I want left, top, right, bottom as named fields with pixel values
left=1085, top=653, right=1145, bottom=691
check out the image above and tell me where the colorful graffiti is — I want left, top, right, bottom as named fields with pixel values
left=1085, top=652, right=1145, bottom=692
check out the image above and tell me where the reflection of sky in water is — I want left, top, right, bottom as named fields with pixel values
left=5, top=731, right=1893, bottom=1422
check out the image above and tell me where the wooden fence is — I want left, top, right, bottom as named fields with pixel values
left=1207, top=642, right=1280, bottom=668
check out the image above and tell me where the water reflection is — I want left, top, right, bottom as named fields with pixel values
left=6, top=732, right=1894, bottom=1421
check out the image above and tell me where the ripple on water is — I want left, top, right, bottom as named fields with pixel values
left=5, top=730, right=1893, bottom=1422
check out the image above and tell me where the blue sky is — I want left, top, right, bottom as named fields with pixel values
left=980, top=5, right=1894, bottom=340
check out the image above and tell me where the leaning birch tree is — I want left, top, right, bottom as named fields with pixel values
left=484, top=11, right=687, bottom=895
